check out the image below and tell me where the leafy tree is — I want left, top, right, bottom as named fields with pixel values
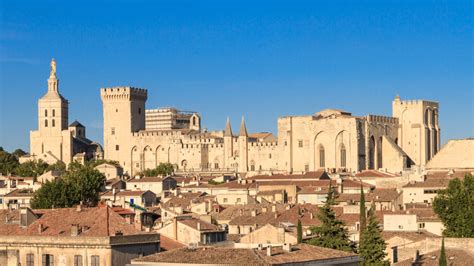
left=0, top=148, right=19, bottom=175
left=359, top=204, right=388, bottom=265
left=297, top=219, right=303, bottom=244
left=433, top=174, right=474, bottom=237
left=12, top=149, right=27, bottom=159
left=14, top=160, right=49, bottom=177
left=142, top=163, right=175, bottom=177
left=86, top=159, right=121, bottom=168
left=30, top=164, right=105, bottom=209
left=45, top=161, right=67, bottom=172
left=439, top=237, right=447, bottom=266
left=307, top=184, right=354, bottom=252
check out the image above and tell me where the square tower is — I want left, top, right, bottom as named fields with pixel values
left=100, top=87, right=148, bottom=167
left=392, top=96, right=440, bottom=166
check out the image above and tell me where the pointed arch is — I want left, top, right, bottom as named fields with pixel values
left=143, top=145, right=154, bottom=170
left=314, top=131, right=327, bottom=170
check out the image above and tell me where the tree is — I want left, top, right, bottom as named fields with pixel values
left=307, top=184, right=355, bottom=252
left=0, top=148, right=19, bottom=175
left=439, top=237, right=447, bottom=266
left=142, top=163, right=175, bottom=177
left=359, top=204, right=388, bottom=265
left=45, top=161, right=67, bottom=172
left=14, top=160, right=49, bottom=177
left=359, top=184, right=367, bottom=244
left=30, top=164, right=105, bottom=209
left=433, top=174, right=474, bottom=237
left=11, top=149, right=27, bottom=159
left=297, top=219, right=303, bottom=244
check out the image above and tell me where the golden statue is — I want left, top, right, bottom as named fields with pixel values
left=50, top=58, right=56, bottom=76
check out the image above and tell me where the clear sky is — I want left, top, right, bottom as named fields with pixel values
left=0, top=0, right=472, bottom=152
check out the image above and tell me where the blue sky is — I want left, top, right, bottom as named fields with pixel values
left=0, top=0, right=472, bottom=152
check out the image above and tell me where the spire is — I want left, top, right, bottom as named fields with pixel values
left=239, top=116, right=248, bottom=137
left=224, top=117, right=232, bottom=137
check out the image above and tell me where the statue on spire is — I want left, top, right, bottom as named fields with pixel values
left=50, top=58, right=56, bottom=77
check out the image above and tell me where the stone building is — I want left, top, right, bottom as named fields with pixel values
left=28, top=59, right=103, bottom=165
left=100, top=84, right=439, bottom=176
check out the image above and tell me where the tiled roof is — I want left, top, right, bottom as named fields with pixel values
left=179, top=218, right=222, bottom=232
left=101, top=190, right=151, bottom=197
left=127, top=176, right=171, bottom=183
left=402, top=178, right=452, bottom=188
left=228, top=211, right=277, bottom=226
left=276, top=204, right=321, bottom=227
left=249, top=170, right=330, bottom=181
left=4, top=189, right=34, bottom=197
left=161, top=192, right=205, bottom=210
left=213, top=204, right=286, bottom=221
left=395, top=248, right=473, bottom=266
left=336, top=188, right=401, bottom=202
left=382, top=231, right=440, bottom=242
left=134, top=244, right=357, bottom=264
left=0, top=206, right=144, bottom=237
left=355, top=170, right=398, bottom=178
left=159, top=235, right=185, bottom=251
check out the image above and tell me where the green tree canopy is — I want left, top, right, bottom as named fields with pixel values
left=0, top=148, right=19, bottom=175
left=14, top=160, right=49, bottom=177
left=142, top=163, right=175, bottom=177
left=297, top=219, right=303, bottom=244
left=30, top=163, right=105, bottom=209
left=433, top=174, right=474, bottom=237
left=12, top=149, right=27, bottom=159
left=307, top=184, right=355, bottom=252
left=359, top=204, right=388, bottom=265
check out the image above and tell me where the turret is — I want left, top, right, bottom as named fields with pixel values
left=223, top=118, right=233, bottom=169
left=238, top=116, right=248, bottom=172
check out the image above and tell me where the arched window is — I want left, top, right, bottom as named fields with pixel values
left=319, top=145, right=325, bottom=168
left=340, top=144, right=346, bottom=168
left=45, top=119, right=48, bottom=127
left=45, top=110, right=48, bottom=117
left=52, top=109, right=55, bottom=117
left=192, top=116, right=196, bottom=126
left=52, top=119, right=55, bottom=127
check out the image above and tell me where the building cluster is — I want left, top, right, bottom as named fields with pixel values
left=1, top=60, right=473, bottom=265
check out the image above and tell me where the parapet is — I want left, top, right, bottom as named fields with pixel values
left=100, top=86, right=148, bottom=101
left=366, top=115, right=399, bottom=125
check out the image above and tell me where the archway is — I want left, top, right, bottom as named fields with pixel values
left=369, top=136, right=375, bottom=170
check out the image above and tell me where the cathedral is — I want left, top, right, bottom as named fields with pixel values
left=28, top=59, right=103, bottom=165
left=29, top=60, right=440, bottom=176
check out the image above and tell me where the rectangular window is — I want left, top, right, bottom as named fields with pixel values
left=42, top=254, right=54, bottom=266
left=26, top=253, right=34, bottom=266
left=304, top=164, right=309, bottom=172
left=298, top=140, right=303, bottom=148
left=223, top=198, right=228, bottom=203
left=111, top=127, right=115, bottom=135
left=214, top=163, right=219, bottom=169
left=52, top=119, right=55, bottom=127
left=74, top=255, right=83, bottom=266
left=91, top=255, right=100, bottom=266
left=236, top=198, right=241, bottom=203
left=52, top=109, right=55, bottom=117
left=115, top=145, right=119, bottom=151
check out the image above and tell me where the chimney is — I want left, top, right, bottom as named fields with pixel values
left=239, top=209, right=243, bottom=216
left=173, top=217, right=178, bottom=240
left=266, top=245, right=273, bottom=256
left=251, top=210, right=257, bottom=217
left=262, top=207, right=267, bottom=213
left=197, top=222, right=201, bottom=231
left=257, top=244, right=264, bottom=251
left=38, top=223, right=44, bottom=233
left=76, top=202, right=83, bottom=212
left=283, top=243, right=292, bottom=253
left=71, top=224, right=80, bottom=236
left=112, top=188, right=117, bottom=202
left=310, top=212, right=314, bottom=219
left=391, top=246, right=398, bottom=263
left=413, top=250, right=420, bottom=263
left=272, top=205, right=276, bottom=213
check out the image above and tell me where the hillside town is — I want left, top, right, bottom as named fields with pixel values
left=0, top=60, right=472, bottom=266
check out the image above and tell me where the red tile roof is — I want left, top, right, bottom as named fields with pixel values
left=355, top=170, right=398, bottom=178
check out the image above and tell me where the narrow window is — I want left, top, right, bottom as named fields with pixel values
left=45, top=109, right=48, bottom=117
left=298, top=140, right=303, bottom=148
left=138, top=108, right=141, bottom=114
left=42, top=254, right=54, bottom=266
left=91, top=255, right=100, bottom=266
left=26, top=254, right=34, bottom=266
left=116, top=145, right=119, bottom=151
left=45, top=119, right=48, bottom=127
left=319, top=146, right=325, bottom=168
left=52, top=119, right=55, bottom=127
left=74, top=255, right=83, bottom=266
left=111, top=127, right=115, bottom=135
left=52, top=109, right=55, bottom=117
left=340, top=144, right=346, bottom=168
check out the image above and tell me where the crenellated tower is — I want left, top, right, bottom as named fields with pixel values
left=392, top=95, right=440, bottom=166
left=100, top=87, right=148, bottom=171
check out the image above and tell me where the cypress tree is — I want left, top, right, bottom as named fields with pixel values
left=359, top=184, right=367, bottom=244
left=359, top=204, right=387, bottom=265
left=297, top=219, right=303, bottom=244
left=439, top=237, right=447, bottom=266
left=307, top=183, right=354, bottom=252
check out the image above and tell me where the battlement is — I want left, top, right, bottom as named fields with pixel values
left=394, top=98, right=438, bottom=107
left=100, top=86, right=148, bottom=101
left=366, top=115, right=399, bottom=125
